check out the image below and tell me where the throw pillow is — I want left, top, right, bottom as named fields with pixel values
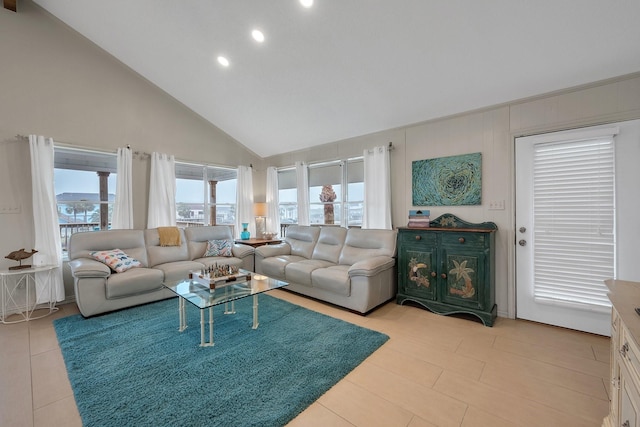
left=90, top=249, right=142, bottom=273
left=204, top=239, right=233, bottom=257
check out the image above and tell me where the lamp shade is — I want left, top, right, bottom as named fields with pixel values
left=254, top=202, right=267, bottom=217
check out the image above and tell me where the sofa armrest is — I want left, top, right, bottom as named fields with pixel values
left=69, top=258, right=111, bottom=278
left=232, top=243, right=254, bottom=259
left=255, top=243, right=291, bottom=258
left=348, top=256, right=395, bottom=277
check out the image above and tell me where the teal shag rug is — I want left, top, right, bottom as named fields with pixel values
left=54, top=295, right=388, bottom=426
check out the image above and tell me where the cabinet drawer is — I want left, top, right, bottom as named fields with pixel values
left=399, top=230, right=437, bottom=245
left=441, top=232, right=486, bottom=249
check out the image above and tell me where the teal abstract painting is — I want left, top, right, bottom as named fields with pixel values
left=412, top=153, right=482, bottom=206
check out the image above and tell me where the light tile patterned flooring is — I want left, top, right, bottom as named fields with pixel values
left=1, top=290, right=611, bottom=426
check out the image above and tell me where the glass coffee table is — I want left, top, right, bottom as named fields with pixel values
left=163, top=270, right=288, bottom=347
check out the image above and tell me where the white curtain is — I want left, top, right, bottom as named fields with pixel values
left=363, top=145, right=392, bottom=229
left=29, top=135, right=65, bottom=303
left=147, top=152, right=176, bottom=228
left=111, top=147, right=133, bottom=229
left=236, top=165, right=254, bottom=238
left=295, top=161, right=310, bottom=226
left=265, top=167, right=280, bottom=236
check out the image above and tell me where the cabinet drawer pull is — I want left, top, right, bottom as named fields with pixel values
left=441, top=273, right=447, bottom=279
left=620, top=342, right=629, bottom=358
left=430, top=271, right=436, bottom=278
left=415, top=235, right=421, bottom=240
left=458, top=237, right=465, bottom=244
left=611, top=377, right=620, bottom=389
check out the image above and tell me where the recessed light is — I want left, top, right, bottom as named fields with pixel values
left=300, top=0, right=313, bottom=8
left=252, top=29, right=265, bottom=43
left=217, top=56, right=229, bottom=67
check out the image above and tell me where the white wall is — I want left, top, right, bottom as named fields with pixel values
left=615, top=119, right=640, bottom=281
left=266, top=74, right=640, bottom=318
left=0, top=2, right=262, bottom=297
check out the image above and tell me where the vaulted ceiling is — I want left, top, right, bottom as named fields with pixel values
left=32, top=0, right=640, bottom=158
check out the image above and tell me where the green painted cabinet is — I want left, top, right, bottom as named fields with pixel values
left=396, top=213, right=497, bottom=326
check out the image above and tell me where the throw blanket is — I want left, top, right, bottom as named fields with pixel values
left=158, top=226, right=181, bottom=246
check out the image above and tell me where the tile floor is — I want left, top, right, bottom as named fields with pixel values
left=1, top=290, right=611, bottom=426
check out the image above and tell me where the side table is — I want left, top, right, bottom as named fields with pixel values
left=1, top=265, right=58, bottom=324
left=234, top=238, right=282, bottom=248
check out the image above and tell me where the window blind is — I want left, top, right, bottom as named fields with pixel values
left=532, top=136, right=615, bottom=312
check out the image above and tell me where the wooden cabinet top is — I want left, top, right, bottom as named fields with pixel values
left=399, top=213, right=497, bottom=233
left=606, top=279, right=640, bottom=344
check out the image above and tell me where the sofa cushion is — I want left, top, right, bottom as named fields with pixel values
left=144, top=228, right=190, bottom=267
left=154, top=260, right=205, bottom=284
left=338, top=228, right=397, bottom=265
left=311, top=265, right=351, bottom=296
left=311, top=227, right=347, bottom=263
left=285, top=259, right=335, bottom=286
left=185, top=225, right=235, bottom=260
left=69, top=229, right=149, bottom=267
left=260, top=255, right=307, bottom=280
left=90, top=249, right=142, bottom=273
left=204, top=239, right=233, bottom=257
left=105, top=267, right=164, bottom=299
left=285, top=226, right=320, bottom=259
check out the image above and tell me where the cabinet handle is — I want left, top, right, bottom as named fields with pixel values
left=458, top=237, right=465, bottom=244
left=611, top=377, right=620, bottom=389
left=415, top=235, right=421, bottom=240
left=622, top=421, right=630, bottom=427
left=430, top=271, right=436, bottom=278
left=441, top=273, right=447, bottom=279
left=620, top=342, right=629, bottom=358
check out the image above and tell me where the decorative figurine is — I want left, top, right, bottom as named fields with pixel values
left=5, top=248, right=38, bottom=270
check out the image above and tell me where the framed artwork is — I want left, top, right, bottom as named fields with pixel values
left=412, top=152, right=482, bottom=206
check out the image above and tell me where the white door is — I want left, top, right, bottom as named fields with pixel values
left=515, top=125, right=618, bottom=336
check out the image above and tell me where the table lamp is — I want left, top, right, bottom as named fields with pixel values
left=254, top=202, right=267, bottom=238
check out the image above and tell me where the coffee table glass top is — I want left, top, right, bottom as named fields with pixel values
left=163, top=270, right=288, bottom=309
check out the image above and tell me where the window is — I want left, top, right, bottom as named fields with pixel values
left=345, top=159, right=364, bottom=226
left=175, top=162, right=237, bottom=227
left=309, top=162, right=342, bottom=225
left=532, top=135, right=615, bottom=310
left=278, top=158, right=364, bottom=227
left=277, top=168, right=298, bottom=224
left=54, top=147, right=117, bottom=252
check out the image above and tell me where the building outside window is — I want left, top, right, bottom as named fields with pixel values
left=345, top=158, right=364, bottom=227
left=54, top=147, right=117, bottom=253
left=277, top=168, right=298, bottom=225
left=175, top=162, right=237, bottom=228
left=278, top=158, right=363, bottom=228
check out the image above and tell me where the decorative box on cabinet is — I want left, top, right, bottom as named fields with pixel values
left=396, top=213, right=497, bottom=326
left=603, top=279, right=640, bottom=427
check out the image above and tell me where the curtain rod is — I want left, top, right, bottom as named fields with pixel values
left=15, top=135, right=148, bottom=158
left=365, top=142, right=394, bottom=154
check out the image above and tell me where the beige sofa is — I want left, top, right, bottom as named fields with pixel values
left=68, top=225, right=254, bottom=317
left=254, top=225, right=397, bottom=313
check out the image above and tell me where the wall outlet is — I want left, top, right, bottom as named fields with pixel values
left=0, top=205, right=21, bottom=214
left=488, top=200, right=505, bottom=210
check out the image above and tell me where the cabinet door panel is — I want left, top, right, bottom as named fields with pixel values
left=440, top=248, right=486, bottom=310
left=620, top=362, right=640, bottom=427
left=399, top=247, right=437, bottom=301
